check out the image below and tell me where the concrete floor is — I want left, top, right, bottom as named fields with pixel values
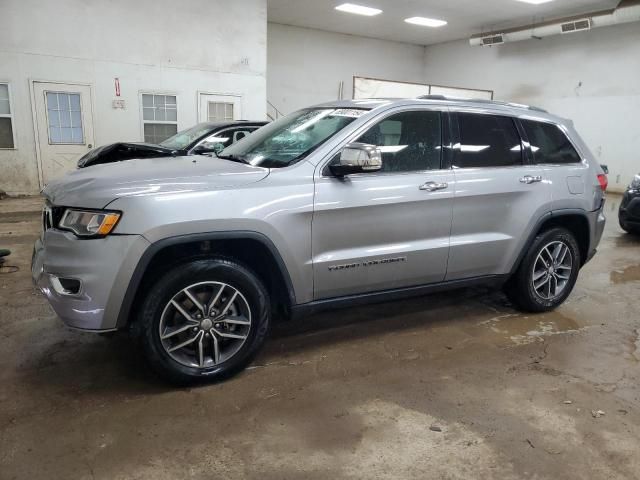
left=0, top=195, right=639, bottom=480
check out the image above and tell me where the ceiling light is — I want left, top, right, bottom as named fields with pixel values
left=404, top=17, right=448, bottom=27
left=335, top=3, right=382, bottom=16
left=515, top=0, right=554, bottom=4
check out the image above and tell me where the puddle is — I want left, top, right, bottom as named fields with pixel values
left=477, top=310, right=582, bottom=346
left=610, top=264, right=640, bottom=284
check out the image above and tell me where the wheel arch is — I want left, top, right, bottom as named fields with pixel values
left=511, top=209, right=592, bottom=275
left=116, top=231, right=297, bottom=330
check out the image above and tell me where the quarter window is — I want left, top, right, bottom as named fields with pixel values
left=521, top=119, right=581, bottom=164
left=454, top=113, right=522, bottom=168
left=0, top=83, right=14, bottom=148
left=142, top=94, right=178, bottom=143
left=356, top=110, right=442, bottom=172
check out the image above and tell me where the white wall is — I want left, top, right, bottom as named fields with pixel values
left=267, top=23, right=426, bottom=115
left=423, top=22, right=640, bottom=192
left=0, top=0, right=267, bottom=194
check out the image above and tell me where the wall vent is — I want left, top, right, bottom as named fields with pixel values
left=560, top=18, right=591, bottom=33
left=480, top=34, right=505, bottom=46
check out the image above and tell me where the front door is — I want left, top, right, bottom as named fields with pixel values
left=445, top=111, right=550, bottom=280
left=32, top=82, right=94, bottom=186
left=312, top=109, right=454, bottom=300
left=198, top=93, right=242, bottom=123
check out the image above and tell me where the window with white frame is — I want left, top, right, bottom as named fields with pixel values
left=207, top=102, right=234, bottom=122
left=46, top=92, right=84, bottom=144
left=0, top=83, right=15, bottom=148
left=141, top=94, right=177, bottom=144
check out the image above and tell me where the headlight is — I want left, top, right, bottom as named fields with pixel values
left=630, top=175, right=640, bottom=190
left=59, top=209, right=121, bottom=237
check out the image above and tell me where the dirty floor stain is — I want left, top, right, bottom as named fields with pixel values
left=1, top=195, right=639, bottom=480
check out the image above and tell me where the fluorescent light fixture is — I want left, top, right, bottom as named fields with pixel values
left=335, top=3, right=382, bottom=16
left=515, top=0, right=554, bottom=4
left=405, top=16, right=447, bottom=27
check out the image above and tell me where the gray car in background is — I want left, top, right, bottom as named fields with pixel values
left=32, top=96, right=607, bottom=383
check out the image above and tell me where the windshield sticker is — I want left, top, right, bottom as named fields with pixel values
left=332, top=109, right=367, bottom=118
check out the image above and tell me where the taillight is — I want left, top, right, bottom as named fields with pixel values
left=597, top=174, right=608, bottom=192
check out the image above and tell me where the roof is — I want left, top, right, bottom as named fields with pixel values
left=313, top=96, right=563, bottom=123
left=198, top=120, right=269, bottom=130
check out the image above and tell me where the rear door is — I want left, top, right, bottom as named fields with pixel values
left=446, top=110, right=550, bottom=280
left=519, top=119, right=590, bottom=211
left=312, top=108, right=454, bottom=299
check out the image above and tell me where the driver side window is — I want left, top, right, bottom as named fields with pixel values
left=197, top=127, right=257, bottom=154
left=356, top=110, right=442, bottom=172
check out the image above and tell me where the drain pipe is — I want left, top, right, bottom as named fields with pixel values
left=470, top=0, right=640, bottom=46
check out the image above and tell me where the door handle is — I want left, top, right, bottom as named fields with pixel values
left=519, top=175, right=542, bottom=184
left=419, top=181, right=448, bottom=192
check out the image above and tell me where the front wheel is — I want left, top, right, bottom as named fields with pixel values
left=505, top=228, right=581, bottom=313
left=138, top=258, right=270, bottom=384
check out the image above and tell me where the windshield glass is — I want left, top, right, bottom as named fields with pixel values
left=159, top=123, right=214, bottom=150
left=220, top=108, right=368, bottom=168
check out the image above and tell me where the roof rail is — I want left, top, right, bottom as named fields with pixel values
left=416, top=94, right=547, bottom=113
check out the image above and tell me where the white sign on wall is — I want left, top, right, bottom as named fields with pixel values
left=353, top=76, right=493, bottom=100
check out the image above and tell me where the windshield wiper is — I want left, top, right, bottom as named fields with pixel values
left=216, top=153, right=249, bottom=164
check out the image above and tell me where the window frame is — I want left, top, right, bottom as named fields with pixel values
left=517, top=117, right=584, bottom=166
left=43, top=90, right=86, bottom=145
left=450, top=110, right=528, bottom=170
left=320, top=106, right=450, bottom=177
left=0, top=82, right=17, bottom=150
left=206, top=101, right=235, bottom=122
left=188, top=126, right=260, bottom=154
left=139, top=91, right=178, bottom=144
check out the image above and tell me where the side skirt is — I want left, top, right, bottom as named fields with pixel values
left=290, top=274, right=508, bottom=320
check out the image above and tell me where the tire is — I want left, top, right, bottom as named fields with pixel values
left=505, top=228, right=581, bottom=313
left=137, top=257, right=270, bottom=385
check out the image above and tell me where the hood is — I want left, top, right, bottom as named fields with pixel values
left=77, top=142, right=174, bottom=168
left=43, top=156, right=269, bottom=208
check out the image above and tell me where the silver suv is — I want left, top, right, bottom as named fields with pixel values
left=32, top=96, right=607, bottom=383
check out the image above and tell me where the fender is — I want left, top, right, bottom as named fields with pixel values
left=509, top=208, right=592, bottom=275
left=115, top=231, right=297, bottom=328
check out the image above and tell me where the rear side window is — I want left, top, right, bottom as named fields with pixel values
left=521, top=120, right=582, bottom=164
left=454, top=113, right=522, bottom=168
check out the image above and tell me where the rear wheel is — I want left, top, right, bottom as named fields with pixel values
left=505, top=228, right=581, bottom=312
left=138, top=258, right=270, bottom=384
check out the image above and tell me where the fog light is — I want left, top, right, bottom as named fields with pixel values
left=50, top=276, right=81, bottom=295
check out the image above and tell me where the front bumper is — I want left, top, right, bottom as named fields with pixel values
left=32, top=229, right=150, bottom=332
left=619, top=190, right=640, bottom=227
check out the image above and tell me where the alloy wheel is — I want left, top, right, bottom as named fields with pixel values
left=531, top=240, right=573, bottom=300
left=158, top=281, right=252, bottom=368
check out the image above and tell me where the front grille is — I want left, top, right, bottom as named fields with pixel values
left=42, top=203, right=65, bottom=232
left=42, top=204, right=52, bottom=232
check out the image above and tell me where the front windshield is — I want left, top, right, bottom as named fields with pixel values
left=220, top=108, right=368, bottom=168
left=159, top=123, right=214, bottom=150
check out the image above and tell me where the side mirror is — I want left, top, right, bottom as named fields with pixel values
left=329, top=142, right=382, bottom=177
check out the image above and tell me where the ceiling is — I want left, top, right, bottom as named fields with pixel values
left=267, top=0, right=620, bottom=45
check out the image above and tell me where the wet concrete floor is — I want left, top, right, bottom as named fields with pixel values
left=0, top=195, right=639, bottom=479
